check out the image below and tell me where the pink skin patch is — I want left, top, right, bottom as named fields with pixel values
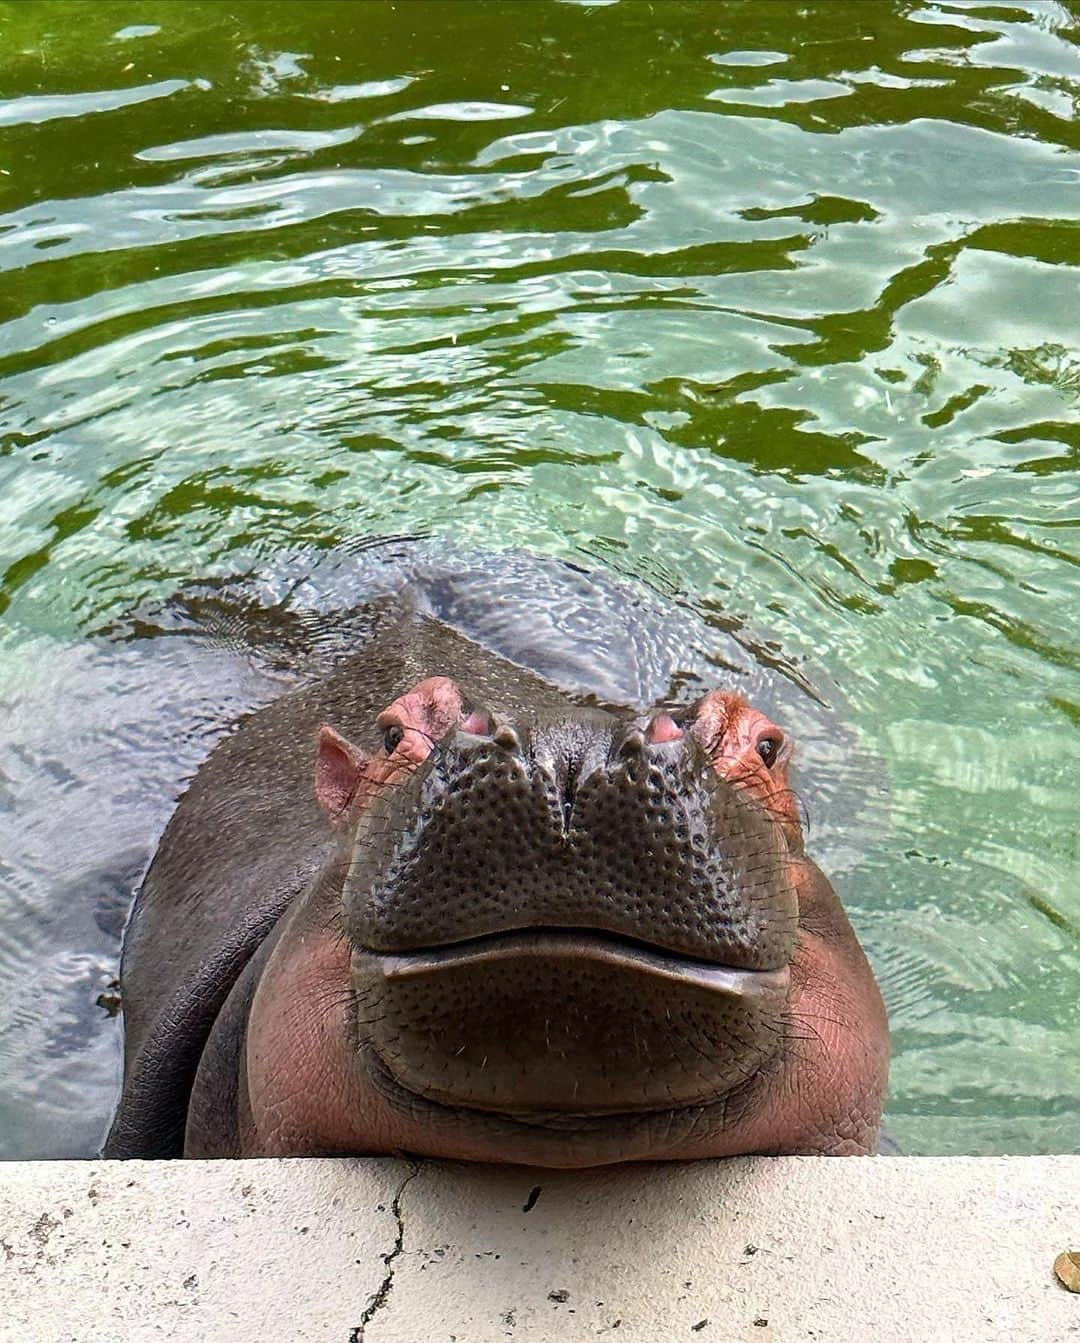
left=315, top=676, right=492, bottom=822
left=375, top=675, right=492, bottom=765
left=645, top=711, right=684, bottom=745
left=313, top=725, right=369, bottom=821
left=690, top=691, right=801, bottom=849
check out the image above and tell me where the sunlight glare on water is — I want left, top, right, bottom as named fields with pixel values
left=0, top=0, right=1077, bottom=1157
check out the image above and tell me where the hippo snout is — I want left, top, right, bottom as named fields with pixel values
left=342, top=702, right=799, bottom=1115
left=344, top=710, right=797, bottom=969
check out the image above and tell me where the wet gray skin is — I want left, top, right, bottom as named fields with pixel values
left=92, top=540, right=886, bottom=1164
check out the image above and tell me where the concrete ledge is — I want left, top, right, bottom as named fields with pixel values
left=1, top=1157, right=1077, bottom=1341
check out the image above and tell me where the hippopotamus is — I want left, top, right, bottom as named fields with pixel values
left=103, top=540, right=888, bottom=1163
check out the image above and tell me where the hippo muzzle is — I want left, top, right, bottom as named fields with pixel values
left=343, top=705, right=798, bottom=1117
left=194, top=674, right=888, bottom=1163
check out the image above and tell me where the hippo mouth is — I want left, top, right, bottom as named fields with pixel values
left=350, top=924, right=792, bottom=1118
left=364, top=927, right=791, bottom=998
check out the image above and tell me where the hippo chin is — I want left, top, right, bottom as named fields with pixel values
left=105, top=566, right=888, bottom=1165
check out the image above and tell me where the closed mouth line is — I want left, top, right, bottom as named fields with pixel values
left=359, top=927, right=790, bottom=997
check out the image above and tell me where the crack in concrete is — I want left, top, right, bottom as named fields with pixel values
left=348, top=1160, right=421, bottom=1342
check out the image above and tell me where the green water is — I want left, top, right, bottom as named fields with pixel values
left=0, top=0, right=1077, bottom=1157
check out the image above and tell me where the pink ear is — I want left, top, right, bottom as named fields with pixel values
left=315, top=725, right=369, bottom=821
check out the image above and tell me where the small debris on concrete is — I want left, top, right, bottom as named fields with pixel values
left=522, top=1186, right=542, bottom=1213
left=29, top=1213, right=60, bottom=1246
left=1054, top=1250, right=1080, bottom=1293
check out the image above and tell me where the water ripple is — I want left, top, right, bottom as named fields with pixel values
left=0, top=0, right=1076, bottom=1157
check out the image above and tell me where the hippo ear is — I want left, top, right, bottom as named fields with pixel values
left=315, top=724, right=369, bottom=822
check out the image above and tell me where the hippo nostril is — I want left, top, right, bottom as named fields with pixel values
left=618, top=728, right=646, bottom=759
left=646, top=712, right=684, bottom=746
left=462, top=708, right=496, bottom=737
left=493, top=724, right=522, bottom=753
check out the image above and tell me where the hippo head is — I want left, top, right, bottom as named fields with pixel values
left=242, top=676, right=888, bottom=1164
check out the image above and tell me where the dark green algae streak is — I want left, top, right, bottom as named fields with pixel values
left=0, top=0, right=1076, bottom=1158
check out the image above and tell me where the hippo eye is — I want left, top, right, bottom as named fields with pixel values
left=383, top=724, right=405, bottom=755
left=757, top=735, right=782, bottom=768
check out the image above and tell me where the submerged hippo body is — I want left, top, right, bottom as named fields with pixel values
left=105, top=545, right=888, bottom=1163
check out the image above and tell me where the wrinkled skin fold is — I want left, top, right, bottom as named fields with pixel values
left=106, top=583, right=888, bottom=1164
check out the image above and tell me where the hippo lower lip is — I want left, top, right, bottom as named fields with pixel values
left=361, top=929, right=791, bottom=999
left=350, top=923, right=795, bottom=1115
